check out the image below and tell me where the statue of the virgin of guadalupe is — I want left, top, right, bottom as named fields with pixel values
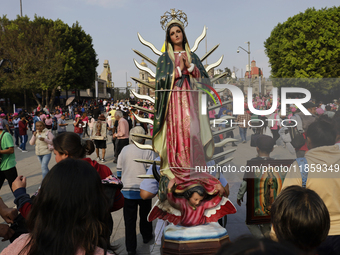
left=132, top=9, right=236, bottom=226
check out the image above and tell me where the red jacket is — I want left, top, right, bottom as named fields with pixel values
left=82, top=157, right=112, bottom=179
left=82, top=158, right=124, bottom=212
left=18, top=157, right=124, bottom=218
left=18, top=120, right=27, bottom=136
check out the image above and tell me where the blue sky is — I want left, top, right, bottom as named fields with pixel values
left=2, top=0, right=339, bottom=88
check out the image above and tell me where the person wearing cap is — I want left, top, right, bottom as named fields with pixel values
left=290, top=102, right=317, bottom=158
left=236, top=135, right=275, bottom=238
left=73, top=114, right=84, bottom=138
left=81, top=113, right=89, bottom=138
left=0, top=118, right=18, bottom=193
left=93, top=114, right=107, bottom=162
left=12, top=113, right=21, bottom=147
left=0, top=114, right=11, bottom=135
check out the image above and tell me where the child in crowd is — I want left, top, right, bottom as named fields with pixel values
left=237, top=135, right=275, bottom=238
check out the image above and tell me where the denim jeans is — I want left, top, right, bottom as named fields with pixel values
left=14, top=128, right=21, bottom=146
left=239, top=127, right=247, bottom=142
left=20, top=135, right=28, bottom=150
left=37, top=153, right=52, bottom=179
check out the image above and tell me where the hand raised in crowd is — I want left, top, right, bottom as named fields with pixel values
left=0, top=224, right=14, bottom=241
left=237, top=198, right=243, bottom=206
left=0, top=199, right=18, bottom=224
left=12, top=176, right=27, bottom=193
left=0, top=208, right=18, bottom=224
left=33, top=131, right=37, bottom=136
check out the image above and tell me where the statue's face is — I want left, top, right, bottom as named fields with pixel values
left=188, top=192, right=204, bottom=208
left=169, top=26, right=183, bottom=48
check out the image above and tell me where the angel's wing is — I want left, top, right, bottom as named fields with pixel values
left=147, top=199, right=182, bottom=225
left=204, top=197, right=237, bottom=223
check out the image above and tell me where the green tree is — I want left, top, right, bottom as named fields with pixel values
left=264, top=7, right=340, bottom=96
left=0, top=15, right=98, bottom=110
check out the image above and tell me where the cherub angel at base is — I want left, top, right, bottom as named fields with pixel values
left=148, top=179, right=236, bottom=227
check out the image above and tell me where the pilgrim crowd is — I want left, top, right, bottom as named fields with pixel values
left=0, top=93, right=339, bottom=255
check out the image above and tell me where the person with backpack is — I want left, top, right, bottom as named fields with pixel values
left=237, top=135, right=275, bottom=238
left=290, top=102, right=316, bottom=158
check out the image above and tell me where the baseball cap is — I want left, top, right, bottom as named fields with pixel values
left=12, top=113, right=19, bottom=116
left=75, top=114, right=81, bottom=118
left=0, top=113, right=5, bottom=117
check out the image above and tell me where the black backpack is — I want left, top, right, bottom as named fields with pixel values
left=289, top=126, right=305, bottom=149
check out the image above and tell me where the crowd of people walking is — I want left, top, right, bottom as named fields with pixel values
left=0, top=94, right=340, bottom=255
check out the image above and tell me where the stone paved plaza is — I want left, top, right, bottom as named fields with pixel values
left=0, top=121, right=295, bottom=254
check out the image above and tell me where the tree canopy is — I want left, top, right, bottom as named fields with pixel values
left=264, top=7, right=340, bottom=79
left=0, top=15, right=98, bottom=109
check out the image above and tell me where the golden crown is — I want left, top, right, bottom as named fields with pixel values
left=160, top=9, right=188, bottom=30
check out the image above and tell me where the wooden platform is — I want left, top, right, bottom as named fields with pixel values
left=161, top=235, right=230, bottom=255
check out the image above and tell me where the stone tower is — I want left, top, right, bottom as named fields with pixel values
left=139, top=59, right=149, bottom=95
left=100, top=60, right=113, bottom=88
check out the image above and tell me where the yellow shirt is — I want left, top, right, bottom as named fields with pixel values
left=109, top=109, right=116, bottom=124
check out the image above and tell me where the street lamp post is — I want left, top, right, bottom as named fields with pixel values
left=19, top=0, right=28, bottom=109
left=20, top=0, right=23, bottom=16
left=237, top=41, right=251, bottom=88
